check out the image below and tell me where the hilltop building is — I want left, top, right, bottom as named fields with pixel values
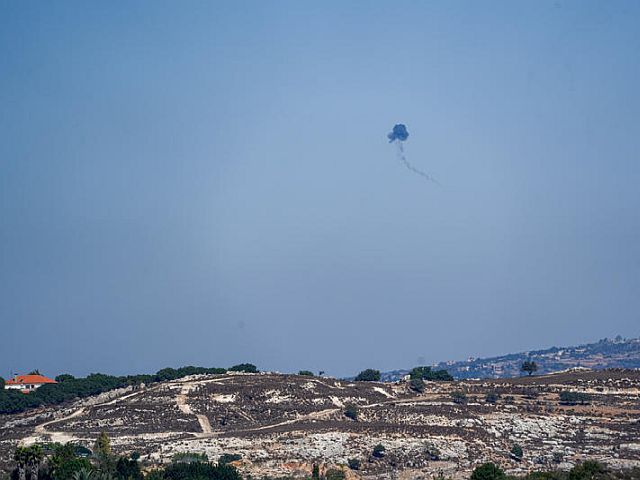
left=5, top=374, right=57, bottom=393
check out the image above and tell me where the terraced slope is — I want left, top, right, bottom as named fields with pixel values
left=1, top=370, right=639, bottom=480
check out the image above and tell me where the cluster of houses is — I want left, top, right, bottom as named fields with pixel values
left=4, top=373, right=57, bottom=393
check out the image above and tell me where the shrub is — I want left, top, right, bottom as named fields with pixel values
left=568, top=461, right=606, bottom=480
left=485, top=392, right=500, bottom=404
left=559, top=391, right=591, bottom=405
left=228, top=364, right=258, bottom=373
left=298, top=371, right=314, bottom=376
left=218, top=454, right=241, bottom=466
left=510, top=444, right=523, bottom=461
left=451, top=391, right=467, bottom=404
left=470, top=463, right=506, bottom=480
left=410, top=377, right=425, bottom=393
left=355, top=369, right=381, bottom=382
left=325, top=469, right=346, bottom=480
left=162, top=461, right=242, bottom=480
left=372, top=444, right=386, bottom=458
left=344, top=404, right=358, bottom=421
left=521, top=361, right=538, bottom=376
left=410, top=366, right=453, bottom=382
left=347, top=459, right=361, bottom=470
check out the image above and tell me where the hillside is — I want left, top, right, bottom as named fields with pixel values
left=382, top=337, right=640, bottom=381
left=2, top=369, right=640, bottom=479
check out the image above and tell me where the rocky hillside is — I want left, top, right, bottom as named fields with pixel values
left=382, top=337, right=640, bottom=381
left=2, top=369, right=639, bottom=480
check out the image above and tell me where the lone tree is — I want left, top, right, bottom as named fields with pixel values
left=372, top=444, right=386, bottom=458
left=470, top=463, right=506, bottom=480
left=510, top=444, right=523, bottom=461
left=344, top=403, right=358, bottom=421
left=298, top=370, right=314, bottom=376
left=521, top=361, right=538, bottom=376
left=355, top=369, right=381, bottom=382
left=94, top=431, right=112, bottom=457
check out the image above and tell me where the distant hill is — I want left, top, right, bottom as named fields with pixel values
left=381, top=336, right=640, bottom=381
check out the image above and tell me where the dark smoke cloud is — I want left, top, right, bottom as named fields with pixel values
left=387, top=124, right=409, bottom=143
left=387, top=124, right=440, bottom=185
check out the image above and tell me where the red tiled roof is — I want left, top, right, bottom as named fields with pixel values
left=6, top=374, right=57, bottom=385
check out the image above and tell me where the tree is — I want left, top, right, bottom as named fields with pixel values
left=410, top=366, right=453, bottom=382
left=470, top=463, right=506, bottom=480
left=451, top=391, right=467, bottom=404
left=115, top=454, right=143, bottom=480
left=325, top=469, right=345, bottom=480
left=410, top=377, right=425, bottom=393
left=0, top=377, right=5, bottom=389
left=521, top=361, right=538, bottom=376
left=228, top=364, right=258, bottom=373
left=311, top=464, right=320, bottom=480
left=559, top=391, right=591, bottom=405
left=217, top=454, right=241, bottom=466
left=13, top=446, right=44, bottom=480
left=55, top=374, right=75, bottom=383
left=510, top=444, right=523, bottom=461
left=95, top=432, right=112, bottom=457
left=347, top=459, right=361, bottom=470
left=28, top=370, right=41, bottom=375
left=355, top=369, right=381, bottom=382
left=485, top=392, right=500, bottom=404
left=344, top=403, right=358, bottom=421
left=298, top=370, right=314, bottom=376
left=372, top=444, right=386, bottom=458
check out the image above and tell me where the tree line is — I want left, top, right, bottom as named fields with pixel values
left=0, top=364, right=258, bottom=415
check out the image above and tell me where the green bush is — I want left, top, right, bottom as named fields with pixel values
left=324, top=469, right=345, bottom=480
left=451, top=391, right=467, bottom=404
left=470, top=463, right=506, bottom=480
left=298, top=371, right=314, bottom=376
left=347, top=459, right=361, bottom=470
left=218, top=454, right=241, bottom=466
left=510, top=444, right=523, bottom=461
left=372, top=444, right=386, bottom=458
left=344, top=404, right=358, bottom=421
left=355, top=369, right=381, bottom=382
left=410, top=377, right=425, bottom=393
left=228, top=364, right=258, bottom=373
left=410, top=366, right=453, bottom=382
left=559, top=391, right=591, bottom=405
left=485, top=392, right=500, bottom=404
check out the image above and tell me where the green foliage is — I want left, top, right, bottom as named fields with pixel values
left=347, top=459, right=361, bottom=470
left=510, top=444, right=523, bottom=461
left=0, top=367, right=227, bottom=415
left=53, top=458, right=93, bottom=480
left=172, top=453, right=209, bottom=464
left=311, top=464, right=320, bottom=480
left=297, top=371, right=314, bottom=376
left=521, top=361, right=538, bottom=376
left=228, top=364, right=258, bottom=373
left=161, top=461, right=242, bottom=480
left=115, top=454, right=143, bottom=480
left=409, top=366, right=454, bottom=382
left=451, top=391, right=467, bottom=404
left=372, top=444, right=386, bottom=458
left=355, top=369, right=381, bottom=382
left=559, top=391, right=591, bottom=405
left=324, top=469, right=345, bottom=480
left=0, top=377, right=5, bottom=389
left=28, top=370, right=42, bottom=375
left=344, top=403, right=358, bottom=421
left=410, top=377, right=425, bottom=393
left=55, top=375, right=75, bottom=383
left=485, top=392, right=500, bottom=404
left=218, top=454, right=241, bottom=466
left=94, top=432, right=111, bottom=457
left=568, top=461, right=607, bottom=480
left=470, top=463, right=506, bottom=480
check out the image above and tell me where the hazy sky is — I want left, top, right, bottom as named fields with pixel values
left=2, top=1, right=639, bottom=378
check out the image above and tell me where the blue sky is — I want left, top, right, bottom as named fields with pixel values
left=1, top=1, right=639, bottom=377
